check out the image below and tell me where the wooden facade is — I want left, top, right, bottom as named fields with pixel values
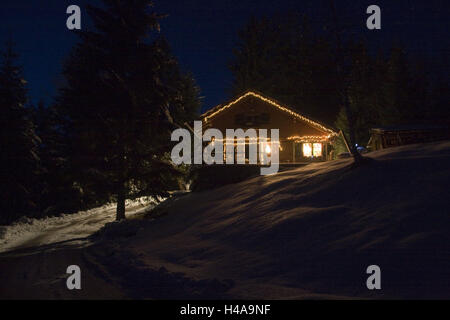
left=200, top=91, right=338, bottom=163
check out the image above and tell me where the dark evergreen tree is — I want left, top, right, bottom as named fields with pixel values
left=379, top=46, right=412, bottom=125
left=230, top=14, right=341, bottom=125
left=57, top=0, right=200, bottom=220
left=33, top=100, right=83, bottom=216
left=328, top=0, right=364, bottom=164
left=335, top=43, right=447, bottom=148
left=0, top=40, right=39, bottom=223
left=335, top=41, right=379, bottom=146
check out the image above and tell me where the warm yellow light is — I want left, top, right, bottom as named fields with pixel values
left=265, top=144, right=271, bottom=154
left=303, top=143, right=312, bottom=157
left=203, top=91, right=338, bottom=136
left=287, top=135, right=331, bottom=142
left=313, top=143, right=322, bottom=157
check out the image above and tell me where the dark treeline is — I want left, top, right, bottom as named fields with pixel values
left=0, top=0, right=200, bottom=224
left=230, top=14, right=450, bottom=149
left=0, top=41, right=40, bottom=223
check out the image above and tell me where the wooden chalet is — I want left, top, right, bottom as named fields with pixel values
left=200, top=91, right=338, bottom=163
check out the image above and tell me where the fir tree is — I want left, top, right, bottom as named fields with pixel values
left=0, top=40, right=39, bottom=223
left=230, top=14, right=341, bottom=125
left=34, top=100, right=82, bottom=215
left=57, top=0, right=200, bottom=220
left=336, top=41, right=379, bottom=146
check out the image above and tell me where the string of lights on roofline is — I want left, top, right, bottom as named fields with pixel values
left=203, top=91, right=338, bottom=136
left=286, top=135, right=334, bottom=142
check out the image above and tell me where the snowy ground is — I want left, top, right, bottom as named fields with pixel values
left=116, top=141, right=450, bottom=299
left=1, top=141, right=450, bottom=299
left=0, top=197, right=158, bottom=253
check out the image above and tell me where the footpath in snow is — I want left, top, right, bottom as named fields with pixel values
left=0, top=197, right=159, bottom=253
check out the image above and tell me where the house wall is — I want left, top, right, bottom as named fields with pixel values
left=202, top=95, right=330, bottom=162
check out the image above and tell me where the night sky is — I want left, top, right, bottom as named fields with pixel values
left=1, top=0, right=449, bottom=113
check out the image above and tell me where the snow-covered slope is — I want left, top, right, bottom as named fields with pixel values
left=1, top=141, right=449, bottom=299
left=119, top=141, right=450, bottom=299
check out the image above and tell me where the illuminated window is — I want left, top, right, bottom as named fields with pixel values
left=302, top=143, right=322, bottom=157
left=313, top=143, right=322, bottom=157
left=302, top=143, right=312, bottom=157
